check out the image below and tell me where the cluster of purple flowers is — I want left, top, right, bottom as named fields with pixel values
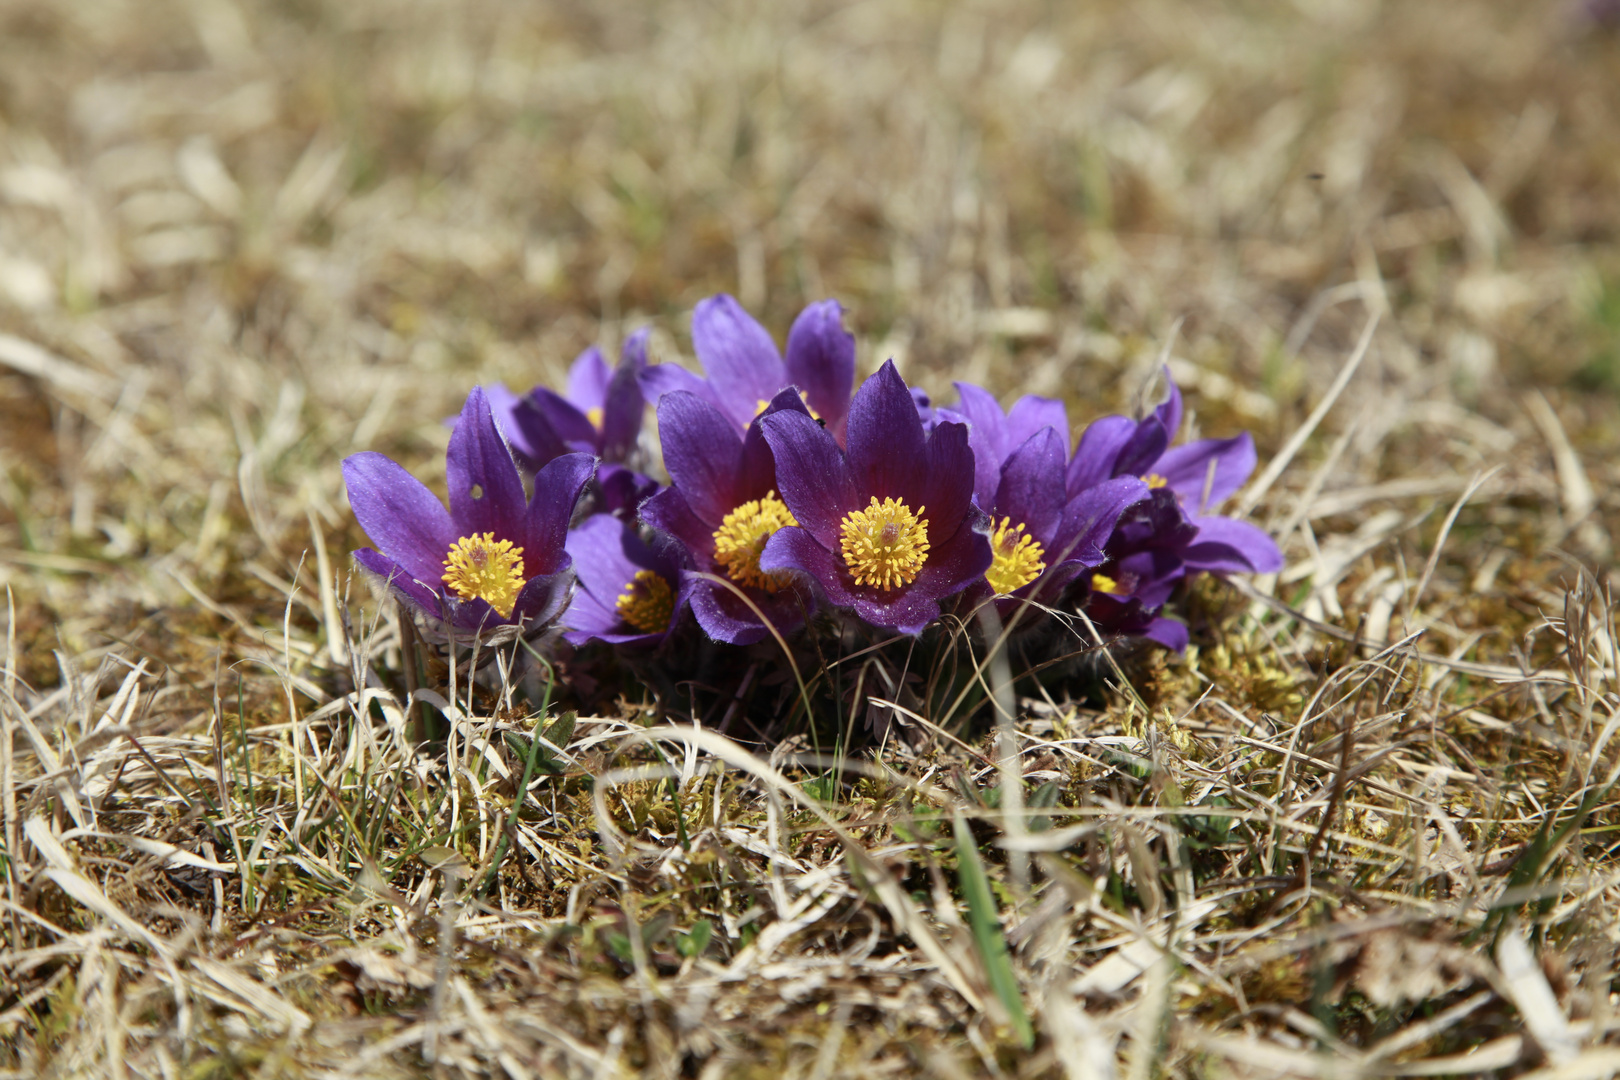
left=342, top=294, right=1282, bottom=656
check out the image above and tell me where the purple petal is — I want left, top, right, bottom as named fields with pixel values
left=567, top=514, right=661, bottom=602
left=484, top=383, right=564, bottom=471
left=343, top=452, right=457, bottom=582
left=657, top=391, right=745, bottom=526
left=1107, top=488, right=1199, bottom=556
left=1150, top=366, right=1182, bottom=441
left=599, top=333, right=648, bottom=461
left=685, top=574, right=810, bottom=645
left=1184, top=516, right=1283, bottom=574
left=692, top=294, right=787, bottom=429
left=522, top=453, right=596, bottom=575
left=447, top=387, right=530, bottom=543
left=762, top=524, right=948, bottom=632
left=510, top=566, right=575, bottom=631
left=596, top=464, right=660, bottom=518
left=784, top=300, right=855, bottom=445
left=1066, top=414, right=1137, bottom=495
left=1115, top=548, right=1187, bottom=608
left=916, top=419, right=980, bottom=545
left=353, top=546, right=446, bottom=616
left=1142, top=615, right=1189, bottom=651
left=1156, top=433, right=1256, bottom=512
left=1005, top=395, right=1069, bottom=451
left=904, top=505, right=994, bottom=603
left=911, top=387, right=937, bottom=428
left=991, top=427, right=1066, bottom=546
left=760, top=409, right=858, bottom=550
left=528, top=388, right=599, bottom=453
left=737, top=387, right=807, bottom=499
left=1111, top=419, right=1170, bottom=481
left=948, top=382, right=1009, bottom=505
left=1051, top=477, right=1150, bottom=568
left=566, top=346, right=611, bottom=412
left=639, top=362, right=719, bottom=412
left=846, top=360, right=927, bottom=503
left=640, top=486, right=720, bottom=570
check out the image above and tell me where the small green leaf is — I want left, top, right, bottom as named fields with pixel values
left=676, top=918, right=713, bottom=958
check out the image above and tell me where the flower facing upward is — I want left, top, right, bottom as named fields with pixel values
left=562, top=513, right=683, bottom=646
left=758, top=361, right=992, bottom=635
left=639, top=388, right=815, bottom=645
left=344, top=387, right=595, bottom=638
left=639, top=295, right=857, bottom=445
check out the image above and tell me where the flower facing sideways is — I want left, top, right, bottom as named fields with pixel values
left=1063, top=369, right=1282, bottom=649
left=638, top=387, right=815, bottom=645
left=939, top=383, right=1146, bottom=608
left=562, top=513, right=684, bottom=646
left=344, top=387, right=595, bottom=639
left=758, top=361, right=992, bottom=635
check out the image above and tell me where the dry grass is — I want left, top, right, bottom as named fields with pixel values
left=5, top=0, right=1620, bottom=1076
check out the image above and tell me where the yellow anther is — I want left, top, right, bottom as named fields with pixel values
left=586, top=406, right=605, bottom=430
left=712, top=491, right=799, bottom=591
left=1090, top=573, right=1123, bottom=595
left=615, top=569, right=674, bottom=633
left=753, top=394, right=821, bottom=421
left=839, top=496, right=930, bottom=591
left=442, top=533, right=526, bottom=617
left=985, top=517, right=1046, bottom=595
left=1142, top=473, right=1168, bottom=490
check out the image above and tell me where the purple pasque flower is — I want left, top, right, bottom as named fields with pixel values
left=935, top=382, right=1142, bottom=608
left=1064, top=367, right=1255, bottom=514
left=562, top=513, right=684, bottom=646
left=344, top=387, right=595, bottom=639
left=758, top=360, right=992, bottom=635
left=639, top=294, right=856, bottom=445
left=1061, top=369, right=1282, bottom=649
left=488, top=330, right=648, bottom=472
left=638, top=388, right=815, bottom=645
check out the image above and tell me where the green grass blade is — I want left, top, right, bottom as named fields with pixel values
left=953, top=811, right=1033, bottom=1048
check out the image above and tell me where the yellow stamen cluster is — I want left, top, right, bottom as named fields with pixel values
left=1142, top=473, right=1168, bottom=490
left=586, top=406, right=605, bottom=429
left=616, top=569, right=675, bottom=633
left=442, top=533, right=526, bottom=617
left=1090, top=573, right=1124, bottom=595
left=985, top=518, right=1046, bottom=595
left=839, top=496, right=930, bottom=591
left=712, top=491, right=799, bottom=591
left=753, top=394, right=822, bottom=421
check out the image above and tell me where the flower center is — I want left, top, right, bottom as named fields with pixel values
left=985, top=517, right=1046, bottom=595
left=839, top=496, right=929, bottom=591
left=586, top=406, right=604, bottom=430
left=753, top=394, right=821, bottom=421
left=1142, top=473, right=1168, bottom=490
left=1090, top=572, right=1129, bottom=596
left=442, top=533, right=526, bottom=617
left=712, top=491, right=799, bottom=591
left=615, top=569, right=675, bottom=632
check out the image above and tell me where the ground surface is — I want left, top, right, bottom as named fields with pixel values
left=5, top=1, right=1620, bottom=1077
